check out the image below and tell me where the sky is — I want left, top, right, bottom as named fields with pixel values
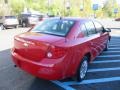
left=92, top=0, right=106, bottom=4
left=116, top=0, right=120, bottom=4
left=92, top=0, right=120, bottom=6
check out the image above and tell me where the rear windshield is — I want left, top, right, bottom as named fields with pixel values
left=5, top=16, right=16, bottom=19
left=30, top=15, right=41, bottom=18
left=31, top=19, right=75, bottom=37
left=21, top=14, right=42, bottom=18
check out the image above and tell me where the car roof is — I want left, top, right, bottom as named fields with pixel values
left=5, top=15, right=16, bottom=17
left=48, top=17, right=93, bottom=22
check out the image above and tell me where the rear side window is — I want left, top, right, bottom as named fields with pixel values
left=85, top=21, right=96, bottom=35
left=80, top=24, right=88, bottom=36
left=94, top=21, right=104, bottom=33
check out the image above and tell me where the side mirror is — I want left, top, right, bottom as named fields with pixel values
left=103, top=28, right=111, bottom=33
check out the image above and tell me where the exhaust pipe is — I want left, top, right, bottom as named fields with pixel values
left=14, top=65, right=17, bottom=67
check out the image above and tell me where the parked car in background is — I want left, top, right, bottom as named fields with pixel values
left=115, top=18, right=120, bottom=21
left=18, top=13, right=45, bottom=27
left=11, top=17, right=111, bottom=82
left=0, top=16, right=18, bottom=29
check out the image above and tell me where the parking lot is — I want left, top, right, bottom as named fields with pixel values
left=0, top=20, right=120, bottom=90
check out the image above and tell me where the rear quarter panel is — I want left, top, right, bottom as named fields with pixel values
left=53, top=35, right=92, bottom=77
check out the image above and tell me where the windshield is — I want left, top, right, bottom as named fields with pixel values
left=31, top=19, right=75, bottom=36
left=30, top=15, right=40, bottom=18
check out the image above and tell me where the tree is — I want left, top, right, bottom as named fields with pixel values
left=10, top=0, right=24, bottom=15
left=9, top=0, right=120, bottom=18
left=102, top=0, right=117, bottom=17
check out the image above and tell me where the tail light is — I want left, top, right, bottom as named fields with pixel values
left=47, top=46, right=66, bottom=59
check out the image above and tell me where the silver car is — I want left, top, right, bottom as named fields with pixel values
left=0, top=16, right=18, bottom=29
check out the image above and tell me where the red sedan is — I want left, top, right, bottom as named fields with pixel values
left=11, top=17, right=111, bottom=81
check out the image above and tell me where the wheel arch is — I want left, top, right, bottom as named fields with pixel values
left=75, top=52, right=91, bottom=74
left=76, top=52, right=91, bottom=81
left=84, top=52, right=91, bottom=63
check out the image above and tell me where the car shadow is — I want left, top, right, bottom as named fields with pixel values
left=28, top=77, right=62, bottom=90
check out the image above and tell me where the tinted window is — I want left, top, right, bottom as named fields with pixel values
left=21, top=14, right=42, bottom=18
left=80, top=24, right=88, bottom=36
left=94, top=21, right=104, bottom=33
left=85, top=21, right=96, bottom=35
left=5, top=16, right=16, bottom=19
left=30, top=15, right=41, bottom=18
left=31, top=19, right=75, bottom=37
left=21, top=14, right=31, bottom=18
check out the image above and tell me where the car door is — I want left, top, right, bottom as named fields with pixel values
left=93, top=21, right=109, bottom=51
left=84, top=21, right=100, bottom=60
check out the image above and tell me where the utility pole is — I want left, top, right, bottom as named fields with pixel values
left=63, top=0, right=65, bottom=16
left=47, top=0, right=50, bottom=15
left=66, top=0, right=70, bottom=16
left=80, top=0, right=84, bottom=12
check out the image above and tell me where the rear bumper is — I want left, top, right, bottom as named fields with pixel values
left=11, top=50, right=66, bottom=80
left=4, top=24, right=17, bottom=28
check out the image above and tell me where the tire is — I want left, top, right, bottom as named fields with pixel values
left=14, top=25, right=18, bottom=28
left=0, top=24, right=5, bottom=30
left=22, top=22, right=26, bottom=27
left=76, top=56, right=88, bottom=82
left=104, top=40, right=109, bottom=51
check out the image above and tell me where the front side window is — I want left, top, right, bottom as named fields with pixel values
left=31, top=19, right=75, bottom=37
left=94, top=21, right=104, bottom=33
left=85, top=21, right=96, bottom=35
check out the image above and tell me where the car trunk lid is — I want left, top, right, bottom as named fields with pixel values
left=14, top=32, right=64, bottom=62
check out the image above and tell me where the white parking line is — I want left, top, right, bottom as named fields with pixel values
left=88, top=67, right=120, bottom=72
left=109, top=47, right=120, bottom=49
left=110, top=41, right=120, bottom=42
left=108, top=48, right=120, bottom=50
left=109, top=44, right=120, bottom=45
left=109, top=45, right=120, bottom=47
left=109, top=43, right=120, bottom=44
left=107, top=48, right=120, bottom=50
left=63, top=77, right=120, bottom=85
left=97, top=55, right=120, bottom=58
left=92, top=60, right=120, bottom=64
left=103, top=51, right=120, bottom=53
left=109, top=40, right=120, bottom=44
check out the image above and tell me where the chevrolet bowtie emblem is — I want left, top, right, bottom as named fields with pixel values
left=23, top=43, right=29, bottom=47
